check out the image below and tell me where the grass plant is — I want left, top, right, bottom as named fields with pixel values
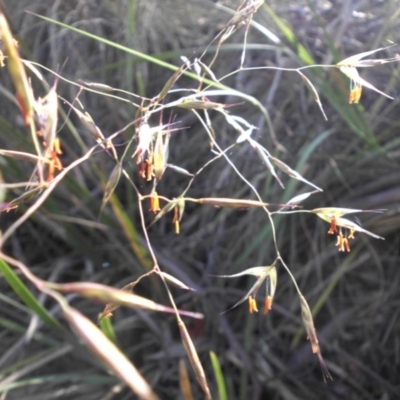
left=0, top=1, right=399, bottom=399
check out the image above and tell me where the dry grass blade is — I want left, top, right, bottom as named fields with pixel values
left=54, top=292, right=160, bottom=400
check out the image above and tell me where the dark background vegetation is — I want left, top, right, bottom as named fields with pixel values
left=1, top=0, right=400, bottom=399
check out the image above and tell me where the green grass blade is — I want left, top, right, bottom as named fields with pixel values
left=109, top=194, right=153, bottom=270
left=99, top=314, right=117, bottom=343
left=28, top=12, right=208, bottom=78
left=263, top=3, right=315, bottom=65
left=28, top=12, right=274, bottom=140
left=0, top=373, right=115, bottom=392
left=0, top=259, right=61, bottom=330
left=210, top=351, right=227, bottom=400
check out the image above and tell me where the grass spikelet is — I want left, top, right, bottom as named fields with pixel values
left=299, top=295, right=332, bottom=383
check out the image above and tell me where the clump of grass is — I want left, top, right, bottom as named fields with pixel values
left=1, top=1, right=399, bottom=399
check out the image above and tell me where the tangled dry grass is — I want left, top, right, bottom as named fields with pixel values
left=0, top=1, right=399, bottom=399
